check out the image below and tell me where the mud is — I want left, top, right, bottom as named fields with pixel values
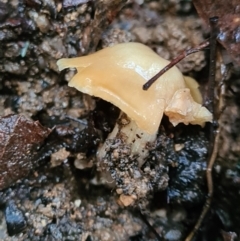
left=0, top=0, right=240, bottom=240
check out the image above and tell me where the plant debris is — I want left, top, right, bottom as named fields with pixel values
left=0, top=114, right=50, bottom=190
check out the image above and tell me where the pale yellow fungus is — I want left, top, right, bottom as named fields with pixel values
left=57, top=42, right=212, bottom=167
left=184, top=76, right=203, bottom=104
left=165, top=88, right=210, bottom=127
left=57, top=42, right=212, bottom=135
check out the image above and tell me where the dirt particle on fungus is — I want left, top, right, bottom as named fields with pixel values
left=136, top=134, right=141, bottom=139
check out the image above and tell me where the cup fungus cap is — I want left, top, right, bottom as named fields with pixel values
left=57, top=42, right=212, bottom=134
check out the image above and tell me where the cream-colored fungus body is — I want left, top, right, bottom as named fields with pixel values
left=184, top=76, right=203, bottom=105
left=57, top=42, right=212, bottom=168
left=57, top=42, right=212, bottom=135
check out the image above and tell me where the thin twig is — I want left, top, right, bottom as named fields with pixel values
left=185, top=16, right=220, bottom=241
left=185, top=126, right=221, bottom=241
left=142, top=40, right=210, bottom=90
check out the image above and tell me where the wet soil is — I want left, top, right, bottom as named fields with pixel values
left=0, top=0, right=240, bottom=240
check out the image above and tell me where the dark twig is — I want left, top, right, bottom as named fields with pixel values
left=142, top=40, right=210, bottom=90
left=185, top=16, right=220, bottom=241
left=207, top=17, right=219, bottom=115
left=186, top=64, right=230, bottom=241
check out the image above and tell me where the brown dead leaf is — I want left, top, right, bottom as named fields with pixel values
left=0, top=114, right=51, bottom=190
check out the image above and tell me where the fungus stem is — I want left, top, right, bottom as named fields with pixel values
left=143, top=40, right=210, bottom=91
left=97, top=112, right=157, bottom=167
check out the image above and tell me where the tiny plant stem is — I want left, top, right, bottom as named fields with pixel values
left=185, top=73, right=227, bottom=240
left=142, top=40, right=210, bottom=90
left=206, top=16, right=219, bottom=206
left=185, top=126, right=221, bottom=241
left=185, top=16, right=219, bottom=241
left=207, top=16, right=219, bottom=116
left=185, top=65, right=230, bottom=241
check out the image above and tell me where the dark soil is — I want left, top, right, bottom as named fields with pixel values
left=0, top=0, right=240, bottom=240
